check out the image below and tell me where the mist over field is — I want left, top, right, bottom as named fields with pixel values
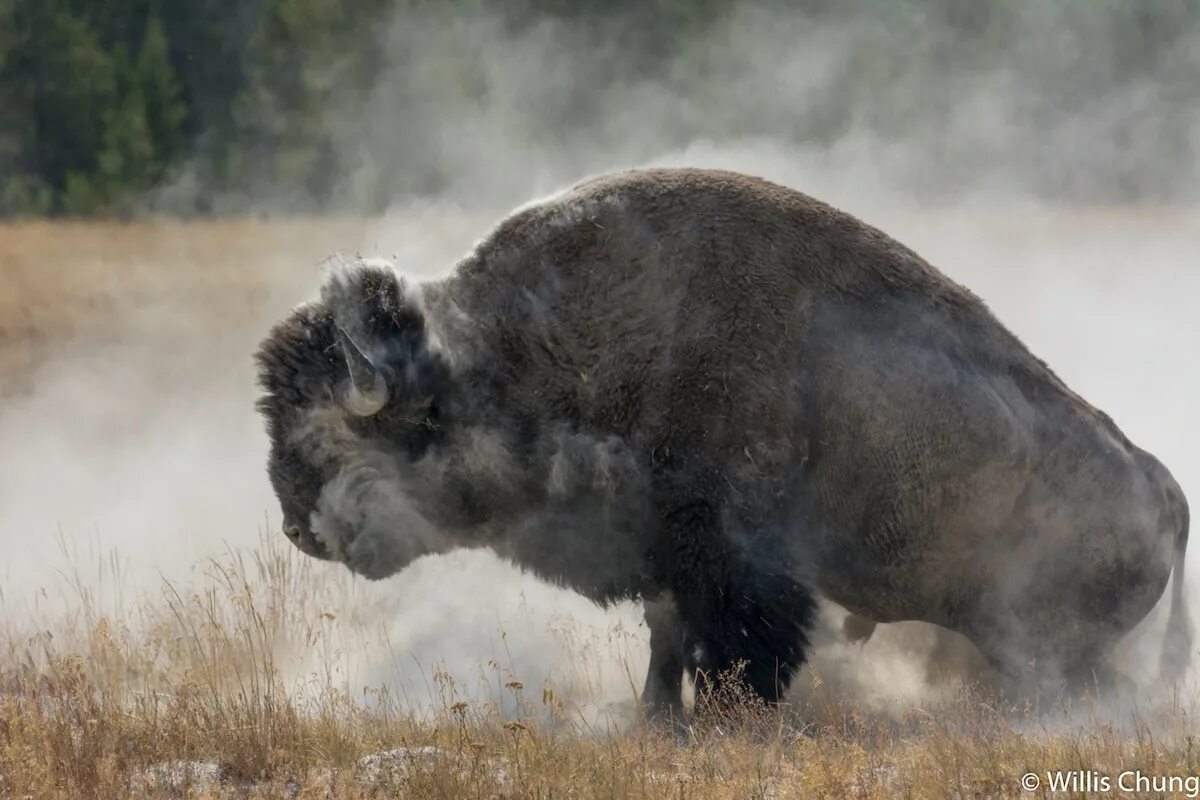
left=2, top=0, right=1198, bottom=727
left=135, top=1, right=1200, bottom=215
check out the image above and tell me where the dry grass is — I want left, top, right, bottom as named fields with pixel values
left=0, top=218, right=376, bottom=394
left=2, top=218, right=1198, bottom=798
left=2, top=535, right=1197, bottom=800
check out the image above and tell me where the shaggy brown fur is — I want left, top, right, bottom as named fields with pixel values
left=256, top=169, right=1191, bottom=719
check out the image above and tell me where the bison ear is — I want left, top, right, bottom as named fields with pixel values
left=337, top=327, right=389, bottom=416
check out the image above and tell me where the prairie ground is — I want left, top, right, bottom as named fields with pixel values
left=0, top=212, right=1198, bottom=798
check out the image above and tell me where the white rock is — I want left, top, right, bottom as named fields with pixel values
left=131, top=760, right=225, bottom=795
left=356, top=746, right=445, bottom=784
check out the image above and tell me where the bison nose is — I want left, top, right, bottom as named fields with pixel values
left=283, top=523, right=301, bottom=540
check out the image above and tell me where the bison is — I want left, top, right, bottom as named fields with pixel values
left=255, top=168, right=1191, bottom=721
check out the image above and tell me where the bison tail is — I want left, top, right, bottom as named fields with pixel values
left=1160, top=492, right=1193, bottom=682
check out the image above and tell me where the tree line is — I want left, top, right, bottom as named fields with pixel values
left=1, top=0, right=1196, bottom=217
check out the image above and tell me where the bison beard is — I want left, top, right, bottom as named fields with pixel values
left=255, top=168, right=1191, bottom=721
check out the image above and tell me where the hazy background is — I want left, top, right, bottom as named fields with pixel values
left=1, top=0, right=1197, bottom=719
left=4, top=0, right=1200, bottom=216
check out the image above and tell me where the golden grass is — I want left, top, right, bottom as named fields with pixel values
left=0, top=218, right=375, bottom=394
left=2, top=218, right=1198, bottom=798
left=1, top=535, right=1197, bottom=799
left=1, top=534, right=1197, bottom=800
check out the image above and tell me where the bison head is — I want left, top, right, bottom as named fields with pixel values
left=254, top=262, right=452, bottom=579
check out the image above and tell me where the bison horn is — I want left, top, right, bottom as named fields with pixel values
left=336, top=327, right=389, bottom=416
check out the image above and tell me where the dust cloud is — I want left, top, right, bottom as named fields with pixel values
left=1, top=1, right=1198, bottom=722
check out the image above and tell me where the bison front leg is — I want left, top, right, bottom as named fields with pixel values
left=641, top=594, right=686, bottom=726
left=660, top=496, right=817, bottom=706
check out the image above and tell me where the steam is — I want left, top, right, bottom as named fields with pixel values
left=311, top=447, right=442, bottom=579
left=150, top=3, right=1200, bottom=215
left=3, top=0, right=1199, bottom=725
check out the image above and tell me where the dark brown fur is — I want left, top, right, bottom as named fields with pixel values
left=256, top=168, right=1191, bottom=717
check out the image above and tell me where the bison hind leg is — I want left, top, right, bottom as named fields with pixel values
left=684, top=564, right=817, bottom=705
left=972, top=630, right=1137, bottom=706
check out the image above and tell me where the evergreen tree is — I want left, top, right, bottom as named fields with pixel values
left=97, top=50, right=155, bottom=200
left=136, top=11, right=186, bottom=180
left=8, top=1, right=119, bottom=212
